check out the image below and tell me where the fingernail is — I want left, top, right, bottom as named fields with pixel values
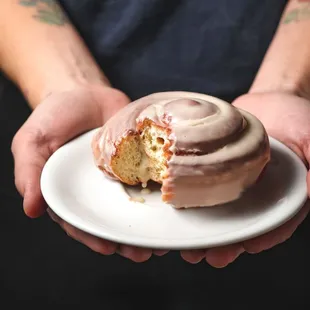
left=206, top=245, right=245, bottom=268
left=181, top=250, right=205, bottom=264
left=226, top=246, right=245, bottom=264
left=153, top=250, right=169, bottom=256
left=234, top=246, right=245, bottom=259
left=48, top=211, right=59, bottom=223
left=118, top=246, right=152, bottom=263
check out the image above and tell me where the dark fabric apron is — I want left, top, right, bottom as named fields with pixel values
left=61, top=0, right=287, bottom=101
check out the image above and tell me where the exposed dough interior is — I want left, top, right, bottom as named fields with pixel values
left=110, top=121, right=171, bottom=186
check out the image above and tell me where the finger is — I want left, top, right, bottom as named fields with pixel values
left=243, top=201, right=310, bottom=254
left=47, top=209, right=117, bottom=255
left=22, top=164, right=47, bottom=218
left=180, top=250, right=206, bottom=264
left=117, top=245, right=152, bottom=263
left=307, top=171, right=310, bottom=197
left=47, top=208, right=61, bottom=223
left=153, top=250, right=169, bottom=256
left=49, top=208, right=162, bottom=261
left=205, top=244, right=245, bottom=268
left=12, top=134, right=49, bottom=218
left=62, top=222, right=117, bottom=255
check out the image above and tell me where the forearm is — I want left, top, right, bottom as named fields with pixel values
left=250, top=0, right=310, bottom=99
left=0, top=0, right=110, bottom=109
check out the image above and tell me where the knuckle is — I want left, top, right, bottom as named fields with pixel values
left=12, top=127, right=42, bottom=154
left=11, top=130, right=23, bottom=155
left=11, top=126, right=54, bottom=162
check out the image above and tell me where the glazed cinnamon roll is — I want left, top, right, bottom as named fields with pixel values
left=92, top=91, right=270, bottom=208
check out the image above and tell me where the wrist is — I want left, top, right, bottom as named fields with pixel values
left=249, top=69, right=310, bottom=101
left=0, top=1, right=112, bottom=109
left=18, top=61, right=111, bottom=109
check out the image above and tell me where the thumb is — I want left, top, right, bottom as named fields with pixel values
left=11, top=132, right=50, bottom=218
left=304, top=145, right=310, bottom=195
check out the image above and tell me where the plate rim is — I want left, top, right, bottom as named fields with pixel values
left=40, top=130, right=308, bottom=250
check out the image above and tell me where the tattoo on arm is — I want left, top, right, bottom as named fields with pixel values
left=282, top=0, right=310, bottom=24
left=19, top=0, right=68, bottom=26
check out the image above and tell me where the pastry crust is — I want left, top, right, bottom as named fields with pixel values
left=92, top=91, right=270, bottom=208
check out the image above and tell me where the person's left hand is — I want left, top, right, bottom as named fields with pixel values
left=181, top=92, right=310, bottom=267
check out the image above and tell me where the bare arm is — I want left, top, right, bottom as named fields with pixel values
left=0, top=0, right=110, bottom=109
left=250, top=0, right=310, bottom=99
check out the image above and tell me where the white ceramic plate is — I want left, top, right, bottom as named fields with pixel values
left=40, top=129, right=308, bottom=250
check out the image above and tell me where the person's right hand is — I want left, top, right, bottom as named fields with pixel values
left=11, top=85, right=168, bottom=262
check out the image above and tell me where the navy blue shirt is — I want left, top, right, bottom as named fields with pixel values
left=60, top=0, right=287, bottom=102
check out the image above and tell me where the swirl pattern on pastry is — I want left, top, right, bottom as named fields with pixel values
left=92, top=91, right=270, bottom=208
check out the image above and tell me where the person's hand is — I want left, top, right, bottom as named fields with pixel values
left=11, top=85, right=167, bottom=262
left=181, top=92, right=310, bottom=266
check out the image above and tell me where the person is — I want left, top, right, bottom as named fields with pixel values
left=1, top=0, right=310, bottom=268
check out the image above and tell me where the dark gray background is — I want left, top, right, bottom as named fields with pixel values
left=0, top=74, right=309, bottom=309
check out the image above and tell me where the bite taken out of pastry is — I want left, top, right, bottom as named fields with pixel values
left=91, top=91, right=270, bottom=209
